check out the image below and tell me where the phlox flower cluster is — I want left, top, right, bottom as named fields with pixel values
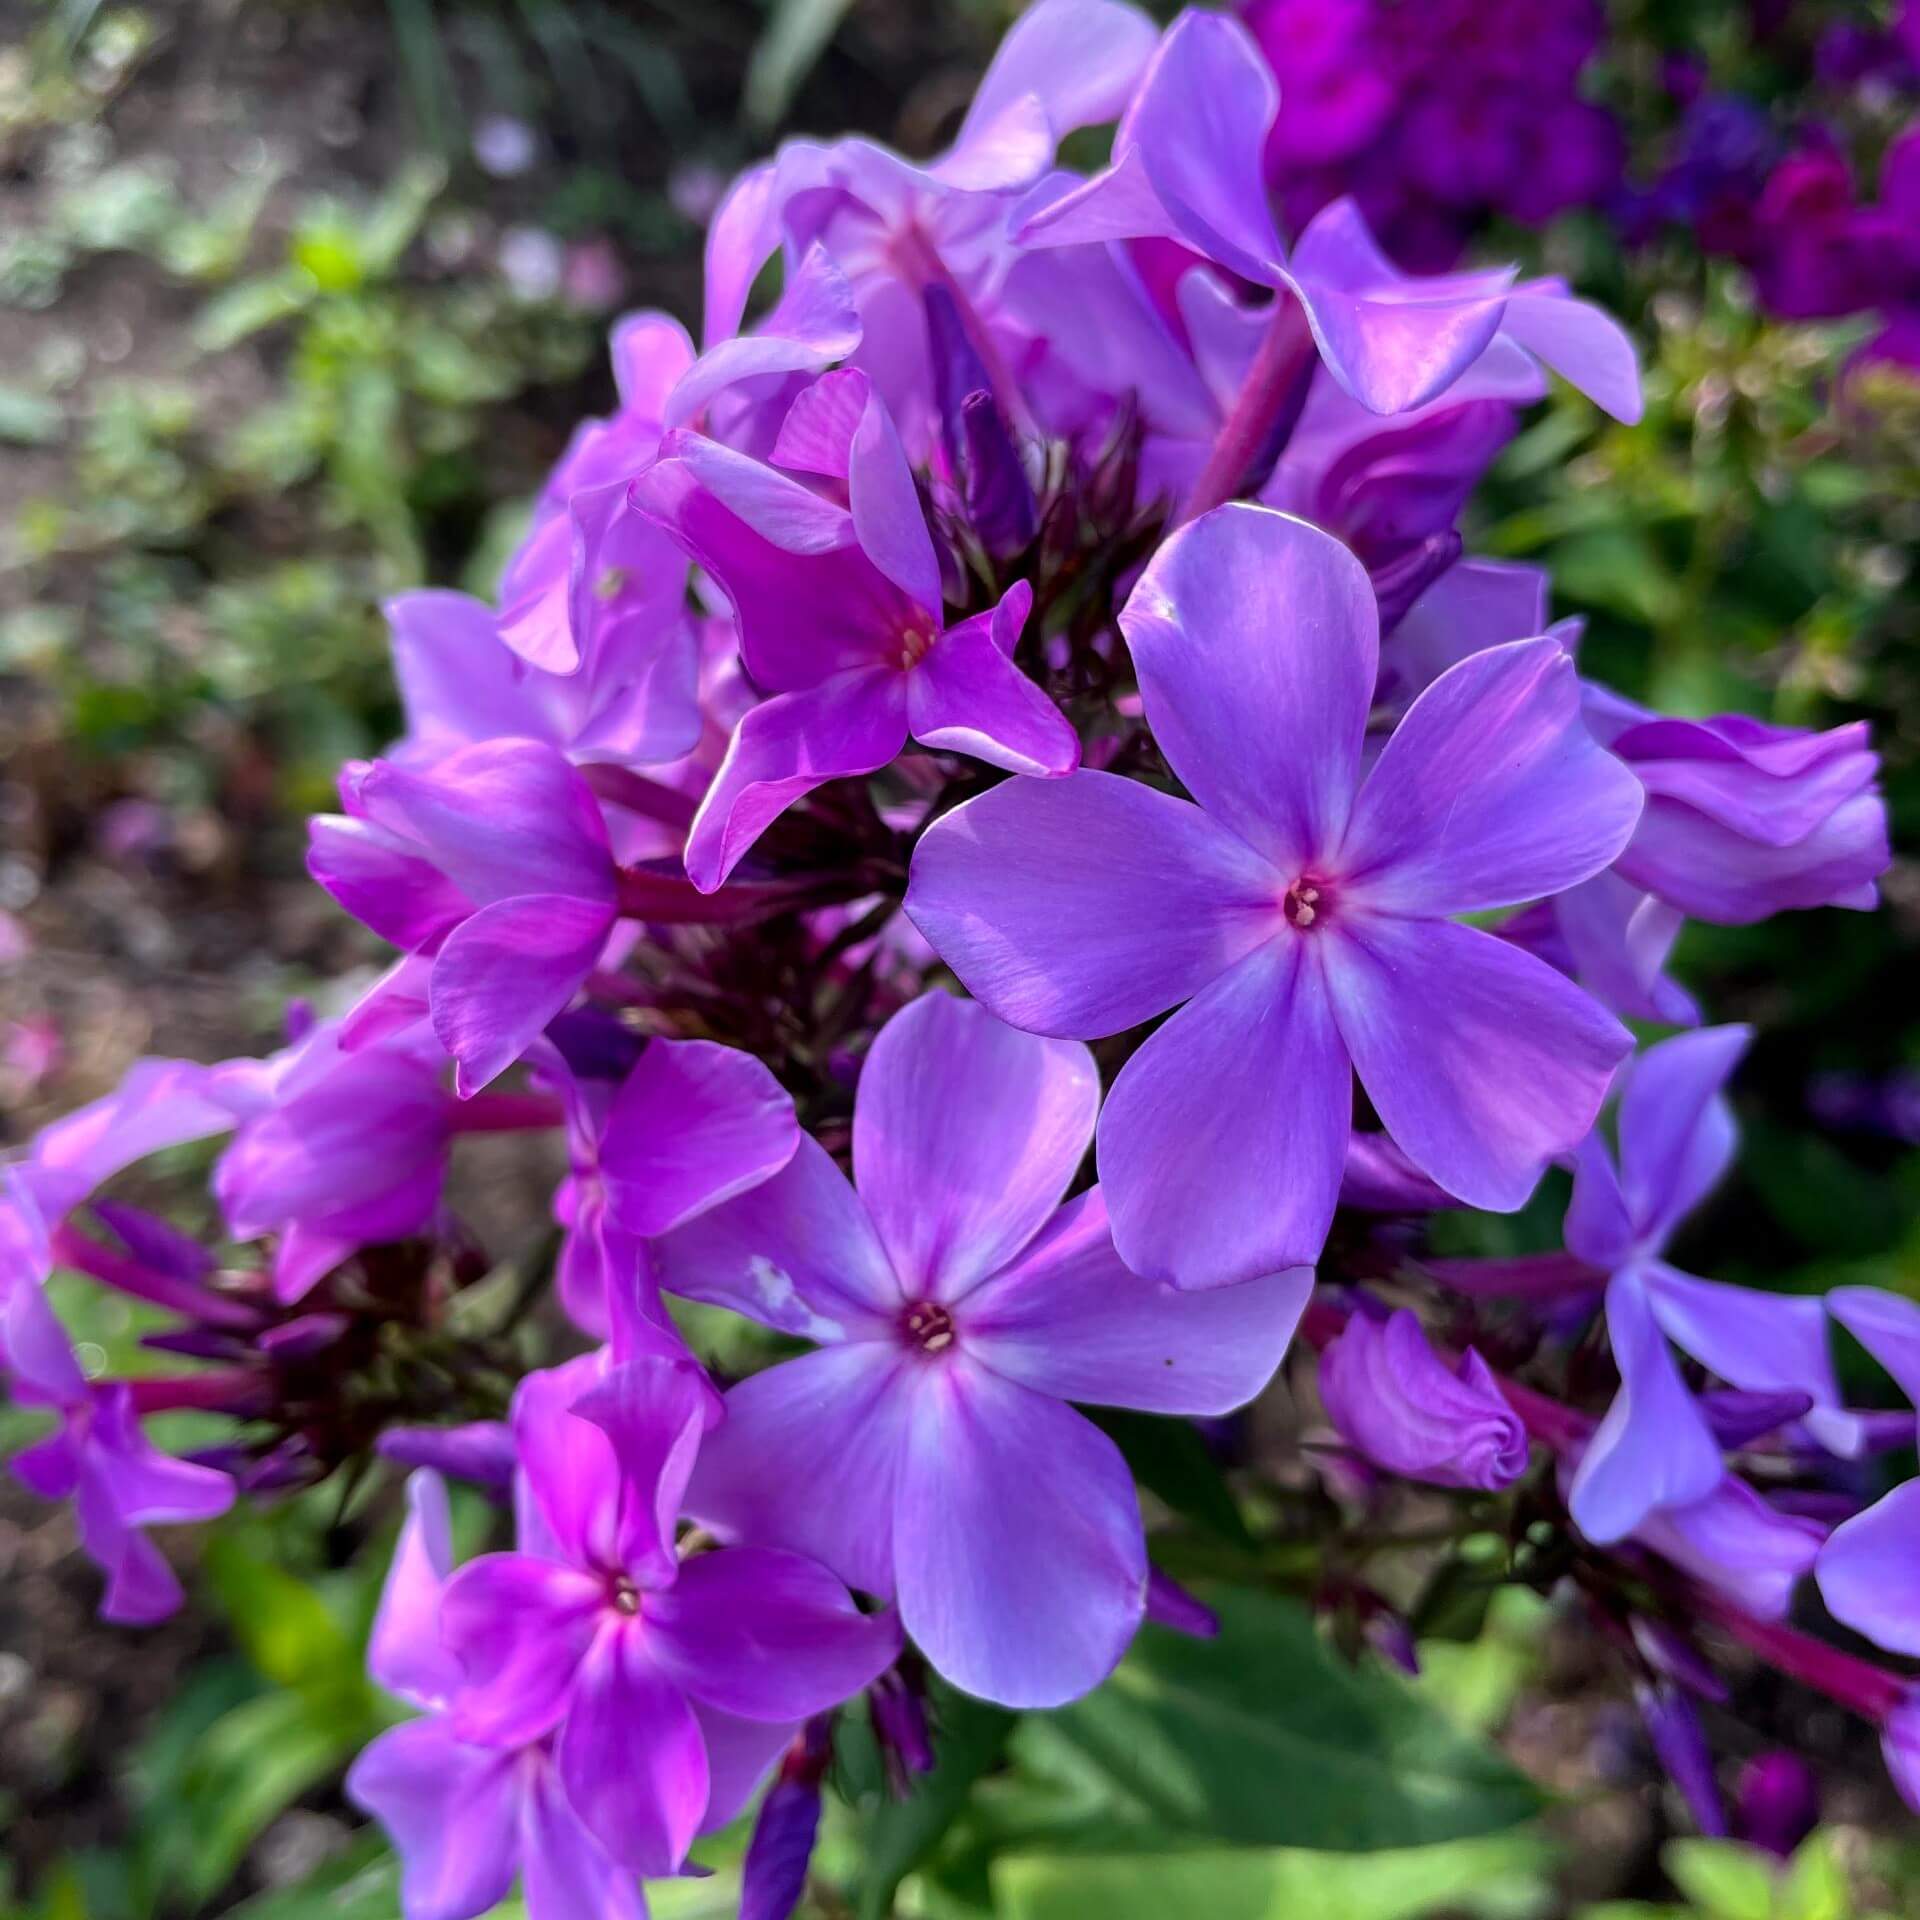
left=0, top=3, right=1908, bottom=1912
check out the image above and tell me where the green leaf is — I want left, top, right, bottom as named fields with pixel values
left=742, top=0, right=857, bottom=131
left=1020, top=1588, right=1542, bottom=1851
left=217, top=1834, right=399, bottom=1919
left=1663, top=1839, right=1778, bottom=1920
left=1780, top=1832, right=1850, bottom=1920
left=1087, top=1409, right=1252, bottom=1546
left=853, top=1686, right=1016, bottom=1920
left=193, top=271, right=313, bottom=353
left=994, top=1829, right=1553, bottom=1920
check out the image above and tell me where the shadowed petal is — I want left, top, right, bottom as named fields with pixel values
left=854, top=993, right=1098, bottom=1300
left=906, top=770, right=1280, bottom=1038
left=1327, top=913, right=1630, bottom=1213
left=1339, top=639, right=1642, bottom=916
left=1120, top=504, right=1376, bottom=874
left=894, top=1361, right=1145, bottom=1708
left=1098, top=938, right=1350, bottom=1289
left=964, top=1187, right=1311, bottom=1411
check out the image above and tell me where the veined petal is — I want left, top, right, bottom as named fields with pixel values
left=440, top=1552, right=604, bottom=1747
left=906, top=770, right=1280, bottom=1039
left=1097, top=938, right=1349, bottom=1289
left=1339, top=638, right=1643, bottom=917
left=853, top=992, right=1098, bottom=1301
left=894, top=1361, right=1145, bottom=1707
left=964, top=1187, right=1311, bottom=1411
left=1120, top=504, right=1376, bottom=875
left=1327, top=913, right=1630, bottom=1213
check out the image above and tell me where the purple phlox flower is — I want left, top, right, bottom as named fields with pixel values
left=1567, top=1027, right=1862, bottom=1546
left=699, top=0, right=1158, bottom=451
left=4, top=1179, right=232, bottom=1625
left=1018, top=11, right=1642, bottom=423
left=348, top=1469, right=646, bottom=1920
left=908, top=505, right=1641, bottom=1288
left=630, top=369, right=1078, bottom=891
left=308, top=739, right=625, bottom=1095
left=650, top=990, right=1312, bottom=1706
left=493, top=312, right=698, bottom=684
left=1584, top=686, right=1891, bottom=927
left=1318, top=1306, right=1529, bottom=1491
left=532, top=1028, right=800, bottom=1342
left=1813, top=1287, right=1920, bottom=1658
left=1733, top=1751, right=1819, bottom=1858
left=739, top=1718, right=833, bottom=1920
left=1502, top=869, right=1699, bottom=1029
left=434, top=1354, right=899, bottom=1875
left=211, top=1021, right=456, bottom=1303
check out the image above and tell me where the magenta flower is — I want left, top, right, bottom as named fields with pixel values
left=348, top=1470, right=645, bottom=1920
left=1318, top=1307, right=1528, bottom=1491
left=632, top=370, right=1077, bottom=891
left=1018, top=10, right=1642, bottom=422
left=908, top=504, right=1642, bottom=1289
left=308, top=739, right=622, bottom=1094
left=436, top=1354, right=898, bottom=1874
left=1566, top=1027, right=1860, bottom=1545
left=650, top=991, right=1311, bottom=1706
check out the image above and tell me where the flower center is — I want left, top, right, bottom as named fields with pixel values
left=898, top=621, right=938, bottom=671
left=1283, top=876, right=1329, bottom=930
left=609, top=1573, right=640, bottom=1615
left=901, top=1299, right=955, bottom=1354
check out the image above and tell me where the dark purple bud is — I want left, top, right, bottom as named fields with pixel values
left=926, top=284, right=995, bottom=473
left=957, top=391, right=1037, bottom=558
left=257, top=1314, right=351, bottom=1360
left=1733, top=1751, right=1819, bottom=1858
left=142, top=1327, right=249, bottom=1362
left=1370, top=531, right=1463, bottom=633
left=1700, top=1388, right=1815, bottom=1449
left=377, top=1421, right=518, bottom=1490
left=1363, top=1610, right=1421, bottom=1678
left=544, top=1008, right=648, bottom=1084
left=1145, top=1567, right=1218, bottom=1639
left=1637, top=1681, right=1728, bottom=1837
left=740, top=1719, right=833, bottom=1920
left=869, top=1667, right=934, bottom=1791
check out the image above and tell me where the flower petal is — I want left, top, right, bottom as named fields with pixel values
left=1119, top=503, right=1376, bottom=874
left=646, top=1545, right=900, bottom=1720
left=854, top=992, right=1098, bottom=1300
left=683, top=668, right=908, bottom=892
left=599, top=1037, right=800, bottom=1238
left=558, top=1622, right=709, bottom=1874
left=1339, top=639, right=1643, bottom=916
left=1501, top=284, right=1643, bottom=424
left=432, top=894, right=613, bottom=1098
left=1098, top=937, right=1350, bottom=1288
left=906, top=770, right=1279, bottom=1038
left=368, top=1468, right=461, bottom=1710
left=1817, top=1482, right=1920, bottom=1658
left=441, top=1552, right=605, bottom=1746
left=346, top=1719, right=521, bottom=1920
left=894, top=1362, right=1145, bottom=1707
left=689, top=1345, right=912, bottom=1599
left=908, top=598, right=1079, bottom=778
left=651, top=1134, right=902, bottom=1336
left=519, top=1758, right=646, bottom=1920
left=571, top=1357, right=713, bottom=1588
left=1327, top=913, right=1630, bottom=1212
left=1615, top=1026, right=1750, bottom=1247
left=1568, top=1270, right=1724, bottom=1545
left=1829, top=1286, right=1920, bottom=1408
left=964, top=1187, right=1311, bottom=1411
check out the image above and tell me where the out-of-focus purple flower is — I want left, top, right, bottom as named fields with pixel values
left=377, top=1422, right=518, bottom=1490
left=1319, top=1308, right=1528, bottom=1491
left=1244, top=0, right=1621, bottom=271
left=436, top=1355, right=897, bottom=1873
left=308, top=740, right=622, bottom=1095
left=1881, top=1689, right=1920, bottom=1816
left=632, top=371, right=1077, bottom=890
left=1568, top=1027, right=1860, bottom=1546
left=740, top=1720, right=833, bottom=1920
left=1020, top=13, right=1641, bottom=423
left=910, top=506, right=1639, bottom=1288
left=652, top=991, right=1311, bottom=1705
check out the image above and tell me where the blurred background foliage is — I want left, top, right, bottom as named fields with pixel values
left=0, top=0, right=1916, bottom=1916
